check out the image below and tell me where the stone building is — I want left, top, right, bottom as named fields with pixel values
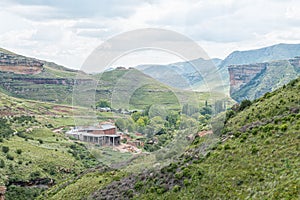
left=66, top=123, right=120, bottom=146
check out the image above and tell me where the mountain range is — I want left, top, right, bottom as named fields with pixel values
left=135, top=43, right=300, bottom=101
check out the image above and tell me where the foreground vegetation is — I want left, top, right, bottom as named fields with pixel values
left=0, top=91, right=101, bottom=199
left=44, top=77, right=300, bottom=199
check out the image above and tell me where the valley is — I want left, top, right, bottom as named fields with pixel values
left=0, top=44, right=299, bottom=200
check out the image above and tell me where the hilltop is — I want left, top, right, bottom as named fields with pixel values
left=220, top=43, right=300, bottom=68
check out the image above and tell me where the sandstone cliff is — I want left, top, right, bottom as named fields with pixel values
left=228, top=57, right=300, bottom=102
left=0, top=52, right=43, bottom=74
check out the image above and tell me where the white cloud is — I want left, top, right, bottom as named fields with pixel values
left=0, top=0, right=300, bottom=68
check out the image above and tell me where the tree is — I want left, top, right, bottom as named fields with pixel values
left=200, top=106, right=212, bottom=115
left=115, top=118, right=127, bottom=131
left=182, top=104, right=199, bottom=116
left=131, top=111, right=142, bottom=122
left=239, top=99, right=252, bottom=111
left=214, top=100, right=226, bottom=114
left=136, top=118, right=146, bottom=127
left=127, top=124, right=135, bottom=132
left=96, top=100, right=111, bottom=108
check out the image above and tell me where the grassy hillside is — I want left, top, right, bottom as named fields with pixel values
left=0, top=47, right=219, bottom=109
left=0, top=91, right=101, bottom=199
left=0, top=90, right=94, bottom=127
left=92, top=68, right=220, bottom=110
left=45, top=76, right=300, bottom=199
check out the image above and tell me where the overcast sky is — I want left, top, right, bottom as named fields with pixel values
left=1, top=0, right=300, bottom=69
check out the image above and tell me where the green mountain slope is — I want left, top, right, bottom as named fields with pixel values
left=0, top=48, right=82, bottom=104
left=0, top=48, right=214, bottom=109
left=0, top=91, right=100, bottom=200
left=72, top=67, right=222, bottom=113
left=135, top=58, right=222, bottom=90
left=46, top=76, right=300, bottom=199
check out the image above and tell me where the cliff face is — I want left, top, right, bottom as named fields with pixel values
left=228, top=57, right=300, bottom=102
left=0, top=49, right=81, bottom=104
left=228, top=63, right=267, bottom=95
left=0, top=52, right=43, bottom=74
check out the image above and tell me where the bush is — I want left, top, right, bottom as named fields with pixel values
left=224, top=144, right=231, bottom=150
left=183, top=178, right=190, bottom=186
left=30, top=171, right=41, bottom=180
left=0, top=159, right=5, bottom=168
left=239, top=99, right=252, bottom=111
left=16, top=149, right=22, bottom=155
left=225, top=110, right=235, bottom=123
left=251, top=146, right=259, bottom=154
left=6, top=154, right=14, bottom=160
left=2, top=146, right=9, bottom=153
left=280, top=124, right=288, bottom=132
left=134, top=181, right=144, bottom=191
left=172, top=185, right=181, bottom=192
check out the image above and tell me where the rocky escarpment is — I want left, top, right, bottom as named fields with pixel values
left=228, top=63, right=267, bottom=95
left=0, top=52, right=43, bottom=74
left=0, top=48, right=93, bottom=104
left=228, top=57, right=300, bottom=102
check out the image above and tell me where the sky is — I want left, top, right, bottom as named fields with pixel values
left=1, top=0, right=300, bottom=69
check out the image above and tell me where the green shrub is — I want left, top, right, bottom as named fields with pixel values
left=2, top=146, right=9, bottom=153
left=239, top=99, right=252, bottom=111
left=6, top=154, right=14, bottom=160
left=0, top=159, right=5, bottom=168
left=224, top=144, right=230, bottom=150
left=234, top=131, right=241, bottom=138
left=16, top=149, right=22, bottom=154
left=175, top=171, right=183, bottom=179
left=156, top=186, right=167, bottom=194
left=172, top=185, right=181, bottom=192
left=280, top=124, right=288, bottom=132
left=134, top=181, right=144, bottom=191
left=30, top=171, right=41, bottom=180
left=182, top=168, right=192, bottom=178
left=251, top=146, right=259, bottom=154
left=183, top=178, right=190, bottom=186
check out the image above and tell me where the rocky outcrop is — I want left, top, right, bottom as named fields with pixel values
left=0, top=52, right=43, bottom=75
left=228, top=57, right=300, bottom=102
left=228, top=63, right=267, bottom=95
